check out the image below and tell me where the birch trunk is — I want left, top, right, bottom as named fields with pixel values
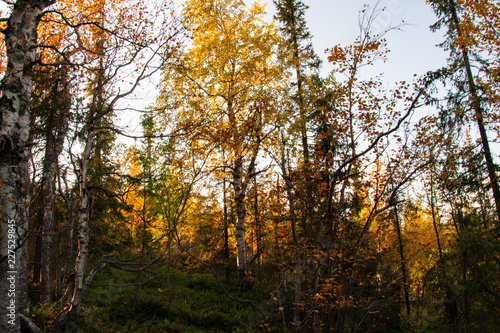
left=231, top=142, right=260, bottom=289
left=51, top=130, right=93, bottom=330
left=223, top=177, right=230, bottom=284
left=0, top=1, right=54, bottom=331
left=233, top=157, right=248, bottom=287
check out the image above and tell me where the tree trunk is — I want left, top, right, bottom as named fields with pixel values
left=447, top=0, right=500, bottom=222
left=254, top=177, right=261, bottom=267
left=226, top=88, right=261, bottom=288
left=33, top=217, right=43, bottom=284
left=428, top=175, right=444, bottom=263
left=223, top=177, right=230, bottom=284
left=0, top=1, right=54, bottom=331
left=51, top=129, right=93, bottom=330
left=40, top=65, right=71, bottom=305
left=280, top=137, right=302, bottom=328
left=233, top=157, right=249, bottom=288
left=290, top=11, right=312, bottom=240
left=72, top=132, right=93, bottom=309
left=393, top=203, right=411, bottom=319
left=231, top=139, right=260, bottom=289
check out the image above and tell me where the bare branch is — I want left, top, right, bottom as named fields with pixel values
left=333, top=85, right=426, bottom=178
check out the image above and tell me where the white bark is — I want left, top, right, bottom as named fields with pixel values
left=51, top=131, right=92, bottom=331
left=0, top=1, right=54, bottom=332
left=231, top=141, right=260, bottom=289
left=233, top=158, right=248, bottom=286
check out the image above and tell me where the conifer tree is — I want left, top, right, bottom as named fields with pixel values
left=427, top=0, right=500, bottom=222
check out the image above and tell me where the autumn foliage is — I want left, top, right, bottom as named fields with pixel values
left=0, top=0, right=499, bottom=332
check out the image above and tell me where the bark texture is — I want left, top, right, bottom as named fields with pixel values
left=51, top=126, right=93, bottom=331
left=0, top=1, right=54, bottom=332
left=280, top=141, right=302, bottom=328
left=232, top=144, right=260, bottom=289
left=40, top=65, right=71, bottom=305
left=447, top=0, right=500, bottom=221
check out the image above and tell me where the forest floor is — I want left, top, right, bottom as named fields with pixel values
left=29, top=266, right=283, bottom=332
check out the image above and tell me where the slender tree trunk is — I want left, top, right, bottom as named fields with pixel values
left=51, top=129, right=93, bottom=329
left=429, top=176, right=444, bottom=263
left=0, top=1, right=54, bottom=331
left=462, top=249, right=471, bottom=332
left=393, top=203, right=411, bottom=319
left=223, top=178, right=231, bottom=284
left=446, top=204, right=461, bottom=332
left=456, top=205, right=471, bottom=332
left=275, top=1, right=313, bottom=237
left=447, top=0, right=500, bottom=222
left=292, top=23, right=313, bottom=242
left=233, top=157, right=249, bottom=288
left=280, top=137, right=302, bottom=328
left=254, top=177, right=261, bottom=267
left=272, top=174, right=289, bottom=331
left=288, top=183, right=302, bottom=329
left=39, top=140, right=58, bottom=304
left=428, top=175, right=457, bottom=328
left=56, top=228, right=63, bottom=300
left=33, top=216, right=43, bottom=284
left=62, top=199, right=76, bottom=300
left=40, top=66, right=71, bottom=305
left=72, top=132, right=93, bottom=308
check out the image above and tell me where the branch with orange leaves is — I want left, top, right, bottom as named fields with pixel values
left=331, top=81, right=428, bottom=181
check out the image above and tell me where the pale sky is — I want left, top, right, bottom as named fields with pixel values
left=256, top=0, right=449, bottom=83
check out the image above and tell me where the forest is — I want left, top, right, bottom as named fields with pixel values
left=0, top=0, right=499, bottom=332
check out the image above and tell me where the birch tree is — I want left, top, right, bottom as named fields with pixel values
left=157, top=0, right=283, bottom=288
left=0, top=1, right=55, bottom=332
left=50, top=0, right=183, bottom=328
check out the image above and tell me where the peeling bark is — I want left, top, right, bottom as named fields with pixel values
left=0, top=1, right=54, bottom=332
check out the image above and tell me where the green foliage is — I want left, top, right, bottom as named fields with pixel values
left=31, top=302, right=62, bottom=332
left=78, top=270, right=259, bottom=333
left=273, top=0, right=321, bottom=72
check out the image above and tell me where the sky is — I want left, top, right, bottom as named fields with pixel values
left=119, top=0, right=450, bottom=143
left=0, top=0, right=449, bottom=92
left=0, top=0, right=451, bottom=141
left=255, top=0, right=449, bottom=83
